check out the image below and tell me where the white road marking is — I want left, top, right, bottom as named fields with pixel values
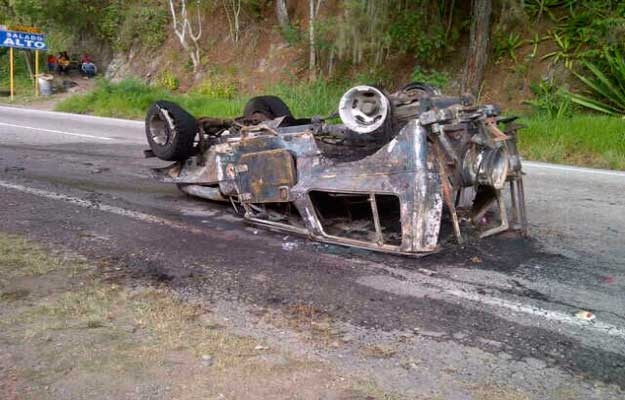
left=445, top=287, right=625, bottom=338
left=524, top=161, right=625, bottom=178
left=0, top=105, right=144, bottom=127
left=357, top=274, right=625, bottom=340
left=0, top=121, right=115, bottom=141
left=0, top=180, right=207, bottom=236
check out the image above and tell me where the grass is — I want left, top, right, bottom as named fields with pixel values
left=519, top=115, right=625, bottom=170
left=56, top=78, right=346, bottom=120
left=54, top=79, right=625, bottom=170
left=0, top=49, right=41, bottom=103
left=56, top=78, right=242, bottom=119
left=0, top=70, right=39, bottom=104
left=0, top=232, right=397, bottom=399
left=0, top=233, right=83, bottom=279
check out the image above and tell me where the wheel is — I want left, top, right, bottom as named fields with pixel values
left=145, top=100, right=198, bottom=161
left=243, top=95, right=294, bottom=120
left=399, top=82, right=441, bottom=97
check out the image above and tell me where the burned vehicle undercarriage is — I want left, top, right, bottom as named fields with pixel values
left=144, top=83, right=528, bottom=256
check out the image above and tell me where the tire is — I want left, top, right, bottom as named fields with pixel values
left=399, top=82, right=441, bottom=97
left=243, top=95, right=294, bottom=120
left=145, top=100, right=198, bottom=161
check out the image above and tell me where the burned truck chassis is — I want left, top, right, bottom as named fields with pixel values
left=147, top=85, right=528, bottom=256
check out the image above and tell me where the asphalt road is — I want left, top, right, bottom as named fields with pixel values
left=1, top=105, right=624, bottom=399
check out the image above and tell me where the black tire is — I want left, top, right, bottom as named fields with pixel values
left=243, top=95, right=294, bottom=120
left=145, top=100, right=199, bottom=161
left=400, top=82, right=441, bottom=97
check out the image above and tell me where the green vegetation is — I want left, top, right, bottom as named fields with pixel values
left=0, top=233, right=79, bottom=279
left=56, top=78, right=347, bottom=120
left=524, top=78, right=572, bottom=119
left=519, top=115, right=625, bottom=170
left=569, top=49, right=625, bottom=115
left=191, top=74, right=239, bottom=99
left=115, top=5, right=169, bottom=51
left=1, top=0, right=168, bottom=52
left=522, top=1, right=625, bottom=116
left=56, top=79, right=242, bottom=119
left=154, top=70, right=180, bottom=91
left=410, top=66, right=449, bottom=89
left=0, top=48, right=38, bottom=99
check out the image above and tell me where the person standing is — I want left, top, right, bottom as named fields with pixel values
left=47, top=54, right=58, bottom=73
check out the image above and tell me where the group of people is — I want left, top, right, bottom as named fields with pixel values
left=46, top=52, right=97, bottom=78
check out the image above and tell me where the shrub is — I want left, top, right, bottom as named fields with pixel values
left=410, top=66, right=449, bottom=90
left=568, top=49, right=625, bottom=116
left=493, top=31, right=523, bottom=63
left=116, top=5, right=168, bottom=51
left=388, top=10, right=447, bottom=63
left=280, top=23, right=301, bottom=46
left=191, top=76, right=238, bottom=99
left=154, top=71, right=179, bottom=91
left=98, top=2, right=124, bottom=44
left=524, top=78, right=573, bottom=118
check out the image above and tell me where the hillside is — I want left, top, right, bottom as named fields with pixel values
left=0, top=1, right=578, bottom=106
left=1, top=1, right=623, bottom=102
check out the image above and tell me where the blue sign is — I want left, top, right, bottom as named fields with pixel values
left=0, top=29, right=47, bottom=51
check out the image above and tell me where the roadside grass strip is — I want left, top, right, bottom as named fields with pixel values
left=0, top=233, right=394, bottom=399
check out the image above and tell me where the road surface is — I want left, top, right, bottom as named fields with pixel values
left=1, top=105, right=624, bottom=399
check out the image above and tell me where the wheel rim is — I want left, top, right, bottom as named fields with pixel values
left=149, top=111, right=170, bottom=146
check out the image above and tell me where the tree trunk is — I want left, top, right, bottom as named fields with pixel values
left=22, top=52, right=34, bottom=81
left=308, top=0, right=316, bottom=81
left=276, top=0, right=289, bottom=30
left=461, top=0, right=492, bottom=98
left=168, top=0, right=203, bottom=73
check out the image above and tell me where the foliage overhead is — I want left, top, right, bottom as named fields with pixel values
left=0, top=0, right=169, bottom=52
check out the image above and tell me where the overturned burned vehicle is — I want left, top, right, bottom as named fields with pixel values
left=144, top=83, right=527, bottom=256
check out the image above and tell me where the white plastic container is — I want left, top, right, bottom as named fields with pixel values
left=37, top=74, right=54, bottom=96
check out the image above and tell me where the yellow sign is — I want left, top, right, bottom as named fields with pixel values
left=6, top=25, right=41, bottom=34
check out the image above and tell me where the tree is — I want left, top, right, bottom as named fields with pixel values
left=308, top=0, right=322, bottom=81
left=275, top=0, right=289, bottom=31
left=461, top=0, right=492, bottom=98
left=168, top=0, right=203, bottom=73
left=223, top=0, right=242, bottom=44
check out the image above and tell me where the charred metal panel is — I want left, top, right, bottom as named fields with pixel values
left=151, top=144, right=231, bottom=185
left=236, top=149, right=297, bottom=203
left=291, top=120, right=442, bottom=253
left=178, top=184, right=226, bottom=202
